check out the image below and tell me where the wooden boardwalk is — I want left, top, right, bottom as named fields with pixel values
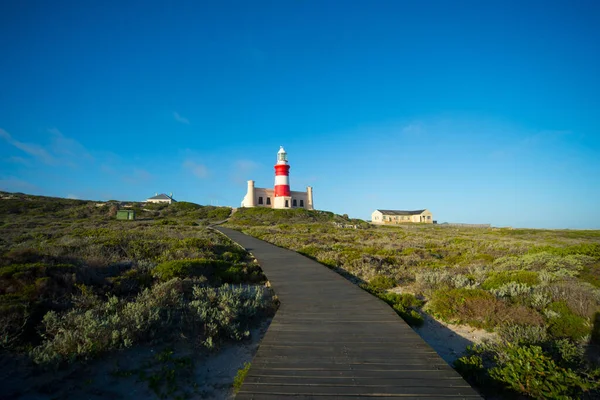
left=216, top=227, right=481, bottom=399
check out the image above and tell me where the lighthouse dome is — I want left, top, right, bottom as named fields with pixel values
left=277, top=146, right=288, bottom=164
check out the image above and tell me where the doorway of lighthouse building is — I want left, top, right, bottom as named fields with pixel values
left=285, top=200, right=289, bottom=207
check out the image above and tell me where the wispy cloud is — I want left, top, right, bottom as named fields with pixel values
left=122, top=168, right=154, bottom=184
left=521, top=130, right=572, bottom=147
left=402, top=123, right=424, bottom=136
left=0, top=128, right=93, bottom=167
left=0, top=128, right=56, bottom=164
left=489, top=129, right=573, bottom=161
left=0, top=176, right=40, bottom=193
left=66, top=194, right=79, bottom=199
left=49, top=128, right=93, bottom=162
left=4, top=156, right=31, bottom=166
left=231, top=159, right=259, bottom=184
left=174, top=112, right=190, bottom=125
left=183, top=160, right=209, bottom=178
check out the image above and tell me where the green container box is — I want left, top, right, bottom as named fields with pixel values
left=116, top=210, right=135, bottom=220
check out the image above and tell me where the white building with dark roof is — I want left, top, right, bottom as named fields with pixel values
left=371, top=209, right=433, bottom=224
left=147, top=193, right=176, bottom=204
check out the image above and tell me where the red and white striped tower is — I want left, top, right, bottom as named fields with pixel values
left=273, top=146, right=291, bottom=208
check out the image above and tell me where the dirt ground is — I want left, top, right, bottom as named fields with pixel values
left=414, top=312, right=497, bottom=364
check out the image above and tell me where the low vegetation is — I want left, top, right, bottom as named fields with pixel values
left=226, top=207, right=600, bottom=399
left=0, top=192, right=275, bottom=397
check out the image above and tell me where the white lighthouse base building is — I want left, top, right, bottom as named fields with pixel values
left=241, top=181, right=314, bottom=210
left=240, top=146, right=314, bottom=210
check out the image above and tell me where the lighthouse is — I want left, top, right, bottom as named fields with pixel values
left=241, top=146, right=314, bottom=210
left=273, top=146, right=292, bottom=208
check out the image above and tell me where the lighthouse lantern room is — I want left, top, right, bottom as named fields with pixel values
left=241, top=146, right=313, bottom=210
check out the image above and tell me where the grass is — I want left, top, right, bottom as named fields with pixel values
left=225, top=207, right=600, bottom=399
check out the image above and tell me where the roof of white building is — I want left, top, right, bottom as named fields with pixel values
left=147, top=193, right=174, bottom=200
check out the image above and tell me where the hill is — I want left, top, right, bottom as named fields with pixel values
left=0, top=192, right=275, bottom=399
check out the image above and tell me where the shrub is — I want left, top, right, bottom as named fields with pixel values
left=490, top=282, right=533, bottom=299
left=30, top=280, right=273, bottom=365
left=369, top=275, right=396, bottom=291
left=493, top=252, right=592, bottom=276
left=392, top=304, right=424, bottom=327
left=454, top=354, right=486, bottom=385
left=544, top=281, right=600, bottom=318
left=451, top=274, right=473, bottom=289
left=188, top=285, right=271, bottom=345
left=489, top=344, right=594, bottom=399
left=153, top=259, right=231, bottom=281
left=546, top=301, right=590, bottom=340
left=482, top=270, right=539, bottom=290
left=414, top=270, right=452, bottom=290
left=497, top=324, right=547, bottom=345
left=360, top=284, right=424, bottom=327
left=233, top=362, right=251, bottom=393
left=31, top=279, right=186, bottom=365
left=427, top=288, right=543, bottom=330
left=552, top=338, right=585, bottom=367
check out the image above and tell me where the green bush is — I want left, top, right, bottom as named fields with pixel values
left=427, top=288, right=543, bottom=330
left=153, top=259, right=231, bottom=281
left=233, top=362, right=251, bottom=393
left=31, top=279, right=186, bottom=365
left=368, top=275, right=397, bottom=291
left=497, top=324, right=547, bottom=345
left=360, top=284, right=424, bottom=327
left=392, top=304, right=424, bottom=327
left=489, top=344, right=594, bottom=399
left=529, top=243, right=600, bottom=258
left=482, top=270, right=539, bottom=290
left=454, top=354, right=486, bottom=385
left=546, top=302, right=590, bottom=340
left=189, top=285, right=271, bottom=346
left=31, top=280, right=273, bottom=365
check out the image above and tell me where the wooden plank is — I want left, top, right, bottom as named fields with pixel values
left=238, top=383, right=479, bottom=395
left=236, top=394, right=480, bottom=400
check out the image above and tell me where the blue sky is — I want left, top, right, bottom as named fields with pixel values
left=1, top=0, right=599, bottom=228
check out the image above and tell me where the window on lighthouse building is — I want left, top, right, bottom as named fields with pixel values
left=266, top=197, right=271, bottom=205
left=293, top=199, right=297, bottom=207
left=300, top=200, right=304, bottom=207
left=258, top=196, right=263, bottom=205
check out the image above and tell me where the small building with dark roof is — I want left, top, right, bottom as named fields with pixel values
left=146, top=193, right=176, bottom=204
left=371, top=209, right=433, bottom=224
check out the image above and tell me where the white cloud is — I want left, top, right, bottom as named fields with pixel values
left=66, top=194, right=79, bottom=199
left=174, top=112, right=190, bottom=125
left=183, top=160, right=209, bottom=178
left=0, top=128, right=56, bottom=164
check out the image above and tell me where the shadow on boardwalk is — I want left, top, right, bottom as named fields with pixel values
left=215, top=227, right=481, bottom=399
